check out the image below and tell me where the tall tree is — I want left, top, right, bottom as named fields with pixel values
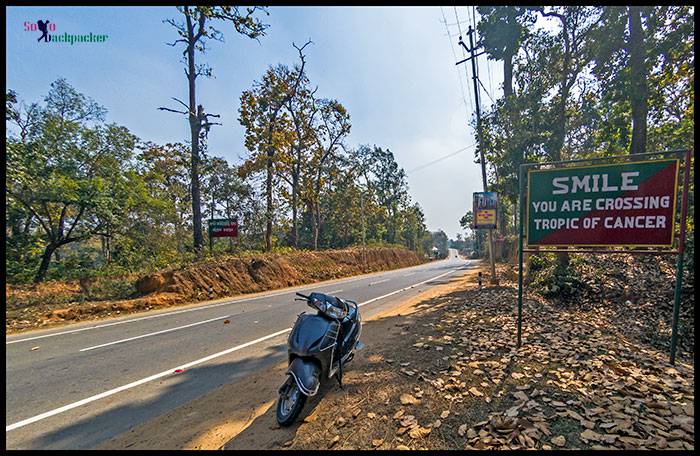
left=283, top=66, right=317, bottom=247
left=160, top=6, right=268, bottom=254
left=477, top=7, right=537, bottom=235
left=307, top=97, right=351, bottom=249
left=627, top=6, right=648, bottom=155
left=239, top=41, right=311, bottom=251
left=536, top=6, right=603, bottom=270
left=477, top=7, right=535, bottom=99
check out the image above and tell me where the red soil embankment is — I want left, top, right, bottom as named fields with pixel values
left=7, top=247, right=426, bottom=333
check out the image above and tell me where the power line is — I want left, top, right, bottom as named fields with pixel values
left=478, top=77, right=496, bottom=105
left=453, top=6, right=464, bottom=36
left=452, top=7, right=475, bottom=114
left=473, top=6, right=496, bottom=105
left=440, top=7, right=473, bottom=117
left=408, top=144, right=476, bottom=173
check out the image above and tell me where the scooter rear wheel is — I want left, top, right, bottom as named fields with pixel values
left=276, top=377, right=307, bottom=427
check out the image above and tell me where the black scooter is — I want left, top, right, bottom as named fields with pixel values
left=276, top=291, right=363, bottom=426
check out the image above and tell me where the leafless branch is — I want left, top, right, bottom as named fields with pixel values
left=171, top=97, right=191, bottom=112
left=293, top=39, right=313, bottom=63
left=158, top=107, right=188, bottom=115
left=166, top=38, right=188, bottom=47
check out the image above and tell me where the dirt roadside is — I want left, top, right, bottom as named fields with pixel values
left=96, top=261, right=485, bottom=450
left=7, top=246, right=425, bottom=334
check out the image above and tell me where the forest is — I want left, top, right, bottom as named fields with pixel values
left=6, top=7, right=447, bottom=285
left=6, top=6, right=694, bottom=286
left=457, top=5, right=693, bottom=269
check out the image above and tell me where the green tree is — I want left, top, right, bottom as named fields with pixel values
left=460, top=210, right=486, bottom=257
left=7, top=80, right=137, bottom=283
left=430, top=230, right=449, bottom=258
left=239, top=42, right=312, bottom=251
left=306, top=97, right=351, bottom=249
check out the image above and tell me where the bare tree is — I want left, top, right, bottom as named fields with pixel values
left=160, top=6, right=268, bottom=254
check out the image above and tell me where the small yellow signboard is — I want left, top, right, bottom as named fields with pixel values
left=475, top=209, right=496, bottom=226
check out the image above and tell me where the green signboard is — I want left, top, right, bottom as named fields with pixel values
left=526, top=160, right=679, bottom=247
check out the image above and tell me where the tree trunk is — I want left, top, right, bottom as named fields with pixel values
left=292, top=162, right=299, bottom=248
left=226, top=200, right=233, bottom=252
left=187, top=28, right=204, bottom=253
left=34, top=243, right=57, bottom=284
left=265, top=146, right=273, bottom=252
left=553, top=22, right=571, bottom=273
left=503, top=49, right=514, bottom=99
left=312, top=167, right=324, bottom=250
left=101, top=236, right=107, bottom=262
left=314, top=203, right=320, bottom=250
left=554, top=89, right=570, bottom=271
left=628, top=6, right=647, bottom=155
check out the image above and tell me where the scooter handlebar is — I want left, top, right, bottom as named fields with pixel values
left=295, top=292, right=310, bottom=300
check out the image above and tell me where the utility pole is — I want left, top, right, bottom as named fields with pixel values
left=457, top=25, right=498, bottom=285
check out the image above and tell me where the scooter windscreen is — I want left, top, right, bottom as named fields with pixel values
left=308, top=292, right=347, bottom=320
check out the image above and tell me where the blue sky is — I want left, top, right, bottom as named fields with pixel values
left=6, top=6, right=504, bottom=238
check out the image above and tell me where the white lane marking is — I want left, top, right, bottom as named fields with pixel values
left=5, top=328, right=293, bottom=432
left=368, top=279, right=390, bottom=286
left=6, top=288, right=294, bottom=345
left=358, top=268, right=458, bottom=308
left=5, top=267, right=464, bottom=433
left=7, top=259, right=462, bottom=345
left=325, top=289, right=343, bottom=294
left=79, top=315, right=231, bottom=352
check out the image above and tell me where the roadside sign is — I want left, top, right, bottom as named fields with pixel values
left=208, top=218, right=238, bottom=238
left=526, top=160, right=679, bottom=247
left=516, top=151, right=691, bottom=365
left=473, top=191, right=498, bottom=229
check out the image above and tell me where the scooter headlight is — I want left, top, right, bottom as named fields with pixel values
left=325, top=304, right=345, bottom=319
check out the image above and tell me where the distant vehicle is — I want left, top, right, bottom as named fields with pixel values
left=276, top=292, right=363, bottom=426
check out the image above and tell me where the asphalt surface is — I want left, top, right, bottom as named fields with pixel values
left=5, top=250, right=471, bottom=449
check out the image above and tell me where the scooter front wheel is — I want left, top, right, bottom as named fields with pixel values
left=276, top=377, right=307, bottom=427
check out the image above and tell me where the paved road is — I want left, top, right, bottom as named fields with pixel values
left=6, top=251, right=471, bottom=449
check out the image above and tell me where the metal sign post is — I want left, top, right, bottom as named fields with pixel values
left=516, top=150, right=691, bottom=363
left=517, top=164, right=525, bottom=347
left=670, top=149, right=692, bottom=364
